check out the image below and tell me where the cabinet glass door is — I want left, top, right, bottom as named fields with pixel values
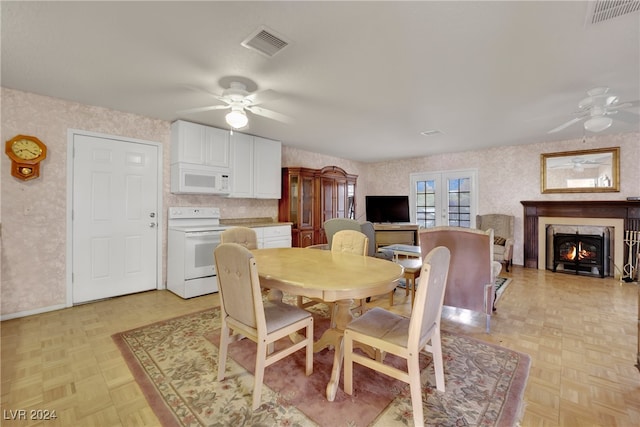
left=289, top=175, right=299, bottom=226
left=348, top=183, right=356, bottom=219
left=301, top=175, right=314, bottom=228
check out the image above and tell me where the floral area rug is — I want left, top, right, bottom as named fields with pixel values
left=113, top=303, right=530, bottom=427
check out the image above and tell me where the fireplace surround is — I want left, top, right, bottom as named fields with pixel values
left=521, top=200, right=640, bottom=277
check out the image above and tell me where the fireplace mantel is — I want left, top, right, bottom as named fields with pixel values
left=521, top=200, right=640, bottom=268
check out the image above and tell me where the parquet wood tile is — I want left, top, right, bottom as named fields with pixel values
left=1, top=267, right=639, bottom=426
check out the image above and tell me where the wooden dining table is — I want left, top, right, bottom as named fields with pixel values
left=252, top=247, right=404, bottom=401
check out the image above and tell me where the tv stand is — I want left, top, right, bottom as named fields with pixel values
left=373, top=223, right=419, bottom=249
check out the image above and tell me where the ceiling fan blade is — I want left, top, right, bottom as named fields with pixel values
left=181, top=84, right=225, bottom=99
left=177, top=104, right=230, bottom=115
left=613, top=110, right=640, bottom=124
left=609, top=100, right=639, bottom=110
left=245, top=89, right=281, bottom=106
left=246, top=106, right=292, bottom=123
left=548, top=117, right=584, bottom=134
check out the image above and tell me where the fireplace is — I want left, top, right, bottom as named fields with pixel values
left=552, top=232, right=606, bottom=277
left=521, top=200, right=640, bottom=278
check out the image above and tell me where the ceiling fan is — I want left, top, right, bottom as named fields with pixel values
left=177, top=81, right=292, bottom=129
left=548, top=87, right=639, bottom=134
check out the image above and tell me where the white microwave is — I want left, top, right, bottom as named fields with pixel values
left=170, top=163, right=231, bottom=195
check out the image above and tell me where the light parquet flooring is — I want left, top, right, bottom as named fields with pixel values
left=1, top=266, right=639, bottom=426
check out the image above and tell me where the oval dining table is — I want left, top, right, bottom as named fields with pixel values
left=252, top=247, right=404, bottom=401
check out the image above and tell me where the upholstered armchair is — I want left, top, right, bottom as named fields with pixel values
left=418, top=226, right=502, bottom=332
left=476, top=214, right=514, bottom=272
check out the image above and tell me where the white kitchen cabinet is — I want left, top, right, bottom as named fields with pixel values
left=254, top=136, right=282, bottom=199
left=228, top=132, right=281, bottom=199
left=253, top=225, right=291, bottom=248
left=171, top=120, right=230, bottom=168
left=228, top=132, right=254, bottom=198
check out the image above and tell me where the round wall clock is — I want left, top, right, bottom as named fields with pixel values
left=5, top=134, right=47, bottom=181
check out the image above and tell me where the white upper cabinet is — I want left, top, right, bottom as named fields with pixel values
left=253, top=136, right=281, bottom=199
left=228, top=132, right=254, bottom=198
left=228, top=132, right=281, bottom=199
left=171, top=120, right=229, bottom=168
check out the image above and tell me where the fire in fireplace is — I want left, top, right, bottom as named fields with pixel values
left=553, top=232, right=606, bottom=277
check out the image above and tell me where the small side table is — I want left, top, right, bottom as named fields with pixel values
left=390, top=258, right=422, bottom=307
left=379, top=244, right=421, bottom=260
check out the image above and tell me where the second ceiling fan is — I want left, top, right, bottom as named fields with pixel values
left=548, top=87, right=638, bottom=134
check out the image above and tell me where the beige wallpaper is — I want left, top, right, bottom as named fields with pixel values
left=363, top=133, right=640, bottom=268
left=1, top=87, right=638, bottom=318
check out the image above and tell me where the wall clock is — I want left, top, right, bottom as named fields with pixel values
left=5, top=134, right=47, bottom=181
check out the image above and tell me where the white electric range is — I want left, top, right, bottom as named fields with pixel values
left=167, top=206, right=230, bottom=298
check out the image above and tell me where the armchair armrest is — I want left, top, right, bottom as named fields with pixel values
left=504, top=238, right=514, bottom=262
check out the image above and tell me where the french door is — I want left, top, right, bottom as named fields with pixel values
left=409, top=169, right=478, bottom=228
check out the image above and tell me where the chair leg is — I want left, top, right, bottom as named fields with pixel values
left=253, top=340, right=267, bottom=410
left=343, top=331, right=354, bottom=395
left=217, top=321, right=230, bottom=381
left=407, top=353, right=424, bottom=427
left=305, top=321, right=313, bottom=376
left=431, top=330, right=445, bottom=392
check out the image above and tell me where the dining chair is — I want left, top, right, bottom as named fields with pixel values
left=331, top=229, right=369, bottom=256
left=343, top=246, right=451, bottom=427
left=214, top=243, right=314, bottom=410
left=221, top=226, right=258, bottom=249
left=299, top=229, right=369, bottom=319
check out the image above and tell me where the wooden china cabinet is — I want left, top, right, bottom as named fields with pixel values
left=279, top=166, right=357, bottom=247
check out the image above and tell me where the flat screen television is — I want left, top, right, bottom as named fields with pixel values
left=365, top=195, right=410, bottom=223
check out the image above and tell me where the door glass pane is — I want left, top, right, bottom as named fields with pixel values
left=415, top=179, right=436, bottom=228
left=447, top=177, right=471, bottom=228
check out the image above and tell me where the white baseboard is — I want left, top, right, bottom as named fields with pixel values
left=1, top=303, right=68, bottom=321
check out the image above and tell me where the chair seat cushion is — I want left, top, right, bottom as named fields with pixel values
left=264, top=301, right=312, bottom=334
left=346, top=307, right=410, bottom=347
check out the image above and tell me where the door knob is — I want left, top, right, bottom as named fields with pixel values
left=149, top=223, right=156, bottom=228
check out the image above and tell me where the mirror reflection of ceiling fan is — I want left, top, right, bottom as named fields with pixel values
left=548, top=87, right=639, bottom=134
left=548, top=155, right=610, bottom=172
left=177, top=81, right=292, bottom=129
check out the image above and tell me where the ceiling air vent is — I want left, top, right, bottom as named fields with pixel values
left=585, top=0, right=640, bottom=25
left=241, top=26, right=291, bottom=58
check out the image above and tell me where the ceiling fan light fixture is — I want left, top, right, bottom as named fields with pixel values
left=225, top=109, right=248, bottom=129
left=584, top=116, right=612, bottom=132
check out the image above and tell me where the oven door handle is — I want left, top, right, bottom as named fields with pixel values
left=184, top=231, right=222, bottom=238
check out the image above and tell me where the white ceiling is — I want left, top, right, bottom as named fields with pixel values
left=2, top=1, right=639, bottom=163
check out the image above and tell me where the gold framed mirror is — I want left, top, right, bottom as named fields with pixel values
left=541, top=147, right=620, bottom=193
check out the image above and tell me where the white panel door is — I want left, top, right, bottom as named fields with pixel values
left=72, top=133, right=159, bottom=303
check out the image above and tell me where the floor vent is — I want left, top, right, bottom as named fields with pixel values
left=241, top=26, right=290, bottom=58
left=586, top=0, right=640, bottom=25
